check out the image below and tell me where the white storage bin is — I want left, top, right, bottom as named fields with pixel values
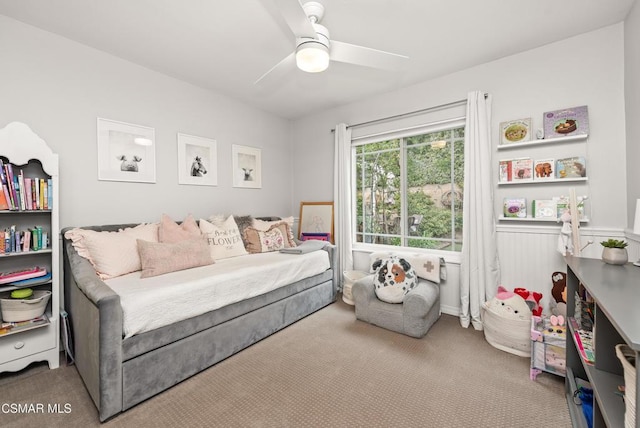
left=0, top=290, right=51, bottom=322
left=481, top=302, right=531, bottom=357
left=342, top=271, right=369, bottom=305
left=616, top=344, right=636, bottom=428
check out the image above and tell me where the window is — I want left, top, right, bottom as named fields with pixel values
left=354, top=122, right=464, bottom=251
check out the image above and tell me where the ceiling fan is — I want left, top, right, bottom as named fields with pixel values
left=255, top=0, right=409, bottom=85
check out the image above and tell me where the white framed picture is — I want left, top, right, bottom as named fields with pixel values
left=232, top=144, right=261, bottom=188
left=97, top=118, right=156, bottom=183
left=177, top=133, right=217, bottom=186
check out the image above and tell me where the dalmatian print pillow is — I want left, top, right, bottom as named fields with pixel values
left=372, top=256, right=417, bottom=304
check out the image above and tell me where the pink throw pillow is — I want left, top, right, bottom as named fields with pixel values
left=137, top=239, right=214, bottom=278
left=158, top=213, right=201, bottom=243
left=64, top=223, right=159, bottom=279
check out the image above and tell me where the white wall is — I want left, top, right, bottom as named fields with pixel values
left=0, top=15, right=293, bottom=229
left=291, top=24, right=628, bottom=315
left=625, top=1, right=640, bottom=234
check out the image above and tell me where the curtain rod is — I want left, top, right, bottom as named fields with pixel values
left=330, top=93, right=487, bottom=132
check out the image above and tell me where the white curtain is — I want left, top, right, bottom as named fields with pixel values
left=460, top=91, right=501, bottom=330
left=333, top=123, right=354, bottom=290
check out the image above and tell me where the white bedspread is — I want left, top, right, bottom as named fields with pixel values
left=105, top=250, right=331, bottom=338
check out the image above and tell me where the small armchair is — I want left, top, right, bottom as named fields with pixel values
left=352, top=274, right=441, bottom=338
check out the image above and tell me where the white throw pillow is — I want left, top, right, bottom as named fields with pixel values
left=199, top=216, right=248, bottom=259
left=64, top=223, right=159, bottom=279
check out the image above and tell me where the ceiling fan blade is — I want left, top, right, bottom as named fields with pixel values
left=275, top=0, right=317, bottom=38
left=254, top=52, right=296, bottom=85
left=330, top=40, right=409, bottom=71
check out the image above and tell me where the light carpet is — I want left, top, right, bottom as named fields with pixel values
left=0, top=298, right=571, bottom=427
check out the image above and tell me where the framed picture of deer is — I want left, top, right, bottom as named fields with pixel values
left=232, top=144, right=261, bottom=189
left=97, top=118, right=156, bottom=183
left=177, top=133, right=217, bottom=186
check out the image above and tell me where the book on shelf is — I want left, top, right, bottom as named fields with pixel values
left=5, top=271, right=52, bottom=287
left=553, top=195, right=587, bottom=220
left=543, top=105, right=589, bottom=139
left=0, top=161, right=52, bottom=211
left=24, top=177, right=32, bottom=211
left=33, top=226, right=43, bottom=250
left=0, top=266, right=48, bottom=284
left=533, top=159, right=555, bottom=181
left=556, top=156, right=586, bottom=179
left=0, top=314, right=49, bottom=337
left=22, top=228, right=31, bottom=252
left=511, top=158, right=533, bottom=182
left=498, top=160, right=512, bottom=182
left=503, top=198, right=527, bottom=218
left=532, top=199, right=557, bottom=219
left=0, top=191, right=8, bottom=210
left=47, top=178, right=53, bottom=209
left=499, top=118, right=531, bottom=145
left=498, top=158, right=533, bottom=183
left=18, top=169, right=26, bottom=210
left=39, top=179, right=45, bottom=209
left=0, top=184, right=10, bottom=210
left=0, top=225, right=47, bottom=254
left=568, top=317, right=594, bottom=365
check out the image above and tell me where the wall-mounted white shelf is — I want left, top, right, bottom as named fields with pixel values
left=499, top=177, right=588, bottom=185
left=498, top=216, right=590, bottom=223
left=497, top=133, right=588, bottom=150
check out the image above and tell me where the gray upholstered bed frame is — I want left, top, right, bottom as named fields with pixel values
left=61, top=223, right=337, bottom=422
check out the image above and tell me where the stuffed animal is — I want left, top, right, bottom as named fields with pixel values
left=549, top=271, right=567, bottom=318
left=557, top=211, right=573, bottom=256
left=372, top=256, right=417, bottom=303
left=484, top=286, right=531, bottom=320
left=514, top=287, right=543, bottom=317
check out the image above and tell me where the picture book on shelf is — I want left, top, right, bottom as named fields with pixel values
left=532, top=200, right=557, bottom=219
left=554, top=195, right=587, bottom=220
left=543, top=105, right=589, bottom=139
left=498, top=160, right=512, bottom=182
left=503, top=198, right=527, bottom=218
left=510, top=158, right=533, bottom=182
left=499, top=118, right=531, bottom=145
left=556, top=157, right=586, bottom=179
left=533, top=159, right=555, bottom=181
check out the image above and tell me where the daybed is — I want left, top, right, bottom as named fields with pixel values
left=62, top=218, right=337, bottom=422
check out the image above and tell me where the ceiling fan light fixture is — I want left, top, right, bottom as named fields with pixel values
left=296, top=41, right=330, bottom=73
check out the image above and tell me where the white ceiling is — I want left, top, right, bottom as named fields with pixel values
left=0, top=0, right=636, bottom=119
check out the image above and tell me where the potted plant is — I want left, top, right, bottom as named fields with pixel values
left=600, top=239, right=629, bottom=265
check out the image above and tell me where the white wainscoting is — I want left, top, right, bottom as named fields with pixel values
left=497, top=223, right=635, bottom=311
left=349, top=225, right=639, bottom=321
